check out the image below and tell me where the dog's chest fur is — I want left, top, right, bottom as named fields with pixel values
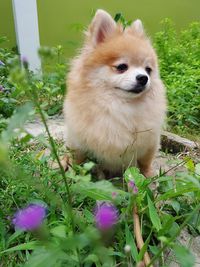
left=64, top=87, right=164, bottom=171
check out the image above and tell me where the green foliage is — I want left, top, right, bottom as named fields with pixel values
left=0, top=38, right=66, bottom=132
left=0, top=37, right=18, bottom=119
left=114, top=13, right=132, bottom=28
left=154, top=19, right=200, bottom=135
left=173, top=244, right=195, bottom=267
left=147, top=195, right=162, bottom=232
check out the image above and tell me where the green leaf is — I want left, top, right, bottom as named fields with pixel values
left=125, top=223, right=139, bottom=262
left=83, top=209, right=94, bottom=223
left=149, top=245, right=159, bottom=255
left=158, top=236, right=170, bottom=244
left=147, top=195, right=162, bottom=231
left=114, top=13, right=122, bottom=22
left=1, top=102, right=34, bottom=143
left=156, top=185, right=199, bottom=202
left=138, top=230, right=152, bottom=261
left=185, top=158, right=195, bottom=172
left=1, top=241, right=39, bottom=254
left=173, top=244, right=195, bottom=267
left=195, top=163, right=200, bottom=176
left=7, top=230, right=23, bottom=246
left=159, top=214, right=179, bottom=237
left=159, top=215, right=174, bottom=235
left=108, top=251, right=125, bottom=258
left=24, top=246, right=71, bottom=267
left=124, top=167, right=147, bottom=189
left=84, top=254, right=99, bottom=264
left=72, top=180, right=126, bottom=201
left=50, top=225, right=67, bottom=238
left=83, top=161, right=95, bottom=171
left=170, top=200, right=180, bottom=214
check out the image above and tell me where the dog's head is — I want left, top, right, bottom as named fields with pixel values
left=80, top=10, right=159, bottom=99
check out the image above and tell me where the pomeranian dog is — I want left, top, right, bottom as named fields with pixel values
left=63, top=9, right=166, bottom=177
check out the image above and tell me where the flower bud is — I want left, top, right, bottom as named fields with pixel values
left=12, top=203, right=47, bottom=231
left=124, top=244, right=131, bottom=253
left=94, top=202, right=119, bottom=231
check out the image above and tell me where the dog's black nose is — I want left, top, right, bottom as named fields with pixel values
left=136, top=74, right=148, bottom=86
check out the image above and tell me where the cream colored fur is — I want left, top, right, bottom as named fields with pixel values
left=63, top=10, right=166, bottom=176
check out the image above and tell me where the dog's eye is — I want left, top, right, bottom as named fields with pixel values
left=115, top=64, right=128, bottom=73
left=145, top=67, right=152, bottom=74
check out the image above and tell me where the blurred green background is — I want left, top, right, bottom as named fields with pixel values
left=0, top=0, right=200, bottom=57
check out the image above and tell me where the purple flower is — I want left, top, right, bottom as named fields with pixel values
left=128, top=181, right=138, bottom=194
left=111, top=192, right=117, bottom=199
left=12, top=203, right=47, bottom=231
left=0, top=60, right=5, bottom=66
left=21, top=56, right=29, bottom=69
left=0, top=85, right=4, bottom=92
left=128, top=181, right=135, bottom=188
left=94, top=202, right=119, bottom=231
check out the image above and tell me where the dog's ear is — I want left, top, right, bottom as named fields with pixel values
left=88, top=9, right=116, bottom=46
left=129, top=19, right=146, bottom=37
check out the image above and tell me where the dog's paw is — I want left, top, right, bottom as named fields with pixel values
left=141, top=167, right=155, bottom=178
left=50, top=155, right=72, bottom=171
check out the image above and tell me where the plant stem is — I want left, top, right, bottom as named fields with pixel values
left=30, top=87, right=82, bottom=266
left=133, top=205, right=152, bottom=266
left=32, top=90, right=72, bottom=208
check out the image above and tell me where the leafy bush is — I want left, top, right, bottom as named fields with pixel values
left=0, top=40, right=66, bottom=125
left=154, top=19, right=200, bottom=135
left=0, top=37, right=18, bottom=118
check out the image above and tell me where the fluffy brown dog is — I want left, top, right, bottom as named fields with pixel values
left=63, top=10, right=166, bottom=177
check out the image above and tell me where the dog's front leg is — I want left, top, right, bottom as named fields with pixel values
left=137, top=147, right=156, bottom=178
left=62, top=149, right=86, bottom=171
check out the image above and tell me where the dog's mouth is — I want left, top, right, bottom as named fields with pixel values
left=114, top=85, right=146, bottom=94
